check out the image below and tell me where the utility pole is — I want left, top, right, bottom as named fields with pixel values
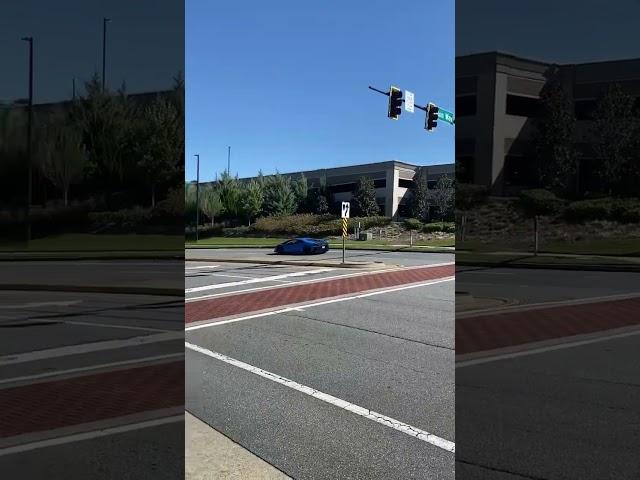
left=102, top=18, right=110, bottom=92
left=227, top=146, right=231, bottom=175
left=195, top=154, right=200, bottom=242
left=22, top=36, right=33, bottom=244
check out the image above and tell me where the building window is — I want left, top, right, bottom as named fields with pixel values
left=456, top=156, right=474, bottom=183
left=373, top=179, right=386, bottom=189
left=506, top=94, right=541, bottom=117
left=575, top=99, right=597, bottom=120
left=504, top=155, right=537, bottom=186
left=398, top=178, right=413, bottom=188
left=456, top=95, right=477, bottom=117
left=328, top=183, right=356, bottom=193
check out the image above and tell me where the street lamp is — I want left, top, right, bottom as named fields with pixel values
left=21, top=36, right=33, bottom=244
left=102, top=17, right=111, bottom=92
left=195, top=154, right=200, bottom=242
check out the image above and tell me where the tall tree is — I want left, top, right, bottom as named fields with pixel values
left=352, top=176, right=379, bottom=217
left=533, top=76, right=578, bottom=195
left=200, top=184, right=224, bottom=226
left=430, top=174, right=454, bottom=227
left=262, top=173, right=296, bottom=216
left=409, top=167, right=430, bottom=221
left=292, top=173, right=309, bottom=212
left=42, top=124, right=87, bottom=206
left=216, top=171, right=241, bottom=217
left=241, top=179, right=264, bottom=225
left=136, top=96, right=182, bottom=206
left=592, top=85, right=639, bottom=195
left=72, top=74, right=133, bottom=184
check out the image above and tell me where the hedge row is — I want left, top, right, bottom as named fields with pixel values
left=251, top=214, right=391, bottom=237
left=403, top=218, right=455, bottom=233
left=564, top=198, right=640, bottom=224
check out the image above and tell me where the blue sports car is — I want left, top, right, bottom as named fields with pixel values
left=274, top=237, right=329, bottom=255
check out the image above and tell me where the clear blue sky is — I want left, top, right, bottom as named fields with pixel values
left=186, top=0, right=454, bottom=181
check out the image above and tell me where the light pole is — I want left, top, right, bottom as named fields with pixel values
left=195, top=154, right=200, bottom=242
left=21, top=36, right=33, bottom=244
left=102, top=18, right=110, bottom=92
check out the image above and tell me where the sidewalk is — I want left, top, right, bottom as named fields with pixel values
left=186, top=412, right=290, bottom=480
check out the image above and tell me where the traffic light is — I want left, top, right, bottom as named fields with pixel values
left=426, top=103, right=439, bottom=131
left=388, top=86, right=402, bottom=120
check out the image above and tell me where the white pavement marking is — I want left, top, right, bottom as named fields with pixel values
left=185, top=268, right=335, bottom=294
left=185, top=265, right=220, bottom=270
left=0, top=352, right=184, bottom=385
left=456, top=327, right=640, bottom=368
left=205, top=273, right=259, bottom=280
left=0, top=331, right=183, bottom=365
left=186, top=266, right=404, bottom=302
left=0, top=300, right=81, bottom=309
left=186, top=342, right=455, bottom=453
left=63, top=320, right=174, bottom=333
left=185, top=276, right=454, bottom=331
left=0, top=415, right=184, bottom=456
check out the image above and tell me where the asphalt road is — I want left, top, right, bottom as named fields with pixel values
left=456, top=266, right=640, bottom=306
left=456, top=266, right=640, bottom=479
left=185, top=251, right=455, bottom=479
left=0, top=259, right=184, bottom=479
left=187, top=247, right=454, bottom=267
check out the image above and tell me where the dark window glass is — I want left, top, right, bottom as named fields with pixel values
left=328, top=183, right=356, bottom=193
left=398, top=178, right=413, bottom=188
left=504, top=155, right=537, bottom=186
left=575, top=99, right=597, bottom=120
left=456, top=95, right=477, bottom=116
left=456, top=156, right=474, bottom=183
left=506, top=94, right=541, bottom=117
left=373, top=179, right=387, bottom=188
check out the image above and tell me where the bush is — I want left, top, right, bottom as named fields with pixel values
left=456, top=183, right=489, bottom=211
left=403, top=218, right=423, bottom=230
left=565, top=197, right=640, bottom=223
left=250, top=214, right=391, bottom=237
left=88, top=207, right=152, bottom=233
left=223, top=226, right=251, bottom=237
left=422, top=222, right=455, bottom=233
left=519, top=189, right=563, bottom=217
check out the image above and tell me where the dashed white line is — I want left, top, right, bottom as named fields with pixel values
left=185, top=342, right=455, bottom=453
left=0, top=415, right=184, bottom=456
left=0, top=331, right=183, bottom=366
left=185, top=268, right=335, bottom=293
left=185, top=276, right=454, bottom=331
left=0, top=353, right=183, bottom=385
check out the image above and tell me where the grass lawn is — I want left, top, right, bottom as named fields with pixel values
left=459, top=237, right=640, bottom=257
left=1, top=234, right=184, bottom=252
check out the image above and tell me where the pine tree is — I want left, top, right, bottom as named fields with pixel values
left=409, top=167, right=430, bottom=221
left=352, top=176, right=379, bottom=217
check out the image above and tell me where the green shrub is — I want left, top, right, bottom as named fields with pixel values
left=519, top=189, right=563, bottom=217
left=89, top=207, right=152, bottom=233
left=250, top=214, right=391, bottom=236
left=403, top=218, right=423, bottom=230
left=566, top=197, right=640, bottom=223
left=456, top=183, right=489, bottom=211
left=223, top=226, right=251, bottom=237
left=422, top=222, right=455, bottom=233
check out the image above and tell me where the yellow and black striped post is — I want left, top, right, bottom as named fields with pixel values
left=342, top=218, right=348, bottom=263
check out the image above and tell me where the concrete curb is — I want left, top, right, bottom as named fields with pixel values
left=457, top=260, right=640, bottom=273
left=0, top=284, right=183, bottom=296
left=187, top=257, right=393, bottom=270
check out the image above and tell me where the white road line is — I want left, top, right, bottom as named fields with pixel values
left=0, top=331, right=183, bottom=365
left=185, top=268, right=335, bottom=294
left=0, top=300, right=81, bottom=310
left=456, top=328, right=640, bottom=368
left=63, top=320, right=174, bottom=333
left=205, top=273, right=259, bottom=279
left=185, top=342, right=455, bottom=453
left=185, top=276, right=454, bottom=331
left=185, top=265, right=220, bottom=270
left=0, top=415, right=184, bottom=456
left=0, top=352, right=183, bottom=385
left=186, top=266, right=405, bottom=303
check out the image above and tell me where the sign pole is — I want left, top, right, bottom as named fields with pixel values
left=341, top=201, right=350, bottom=264
left=342, top=233, right=345, bottom=264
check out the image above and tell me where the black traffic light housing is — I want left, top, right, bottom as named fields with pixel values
left=388, top=86, right=402, bottom=120
left=426, top=103, right=439, bottom=131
